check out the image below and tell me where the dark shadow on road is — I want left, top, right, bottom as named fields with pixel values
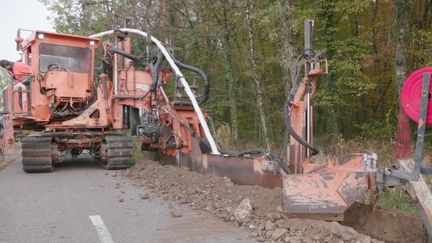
left=54, top=156, right=102, bottom=171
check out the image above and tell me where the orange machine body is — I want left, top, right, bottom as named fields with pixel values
left=5, top=31, right=99, bottom=126
left=0, top=27, right=381, bottom=222
left=2, top=30, right=203, bottom=164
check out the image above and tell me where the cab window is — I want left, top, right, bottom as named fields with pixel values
left=39, top=44, right=91, bottom=73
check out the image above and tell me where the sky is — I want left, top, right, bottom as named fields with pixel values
left=0, top=0, right=54, bottom=61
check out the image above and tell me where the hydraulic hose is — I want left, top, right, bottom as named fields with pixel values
left=108, top=45, right=163, bottom=94
left=237, top=150, right=291, bottom=175
left=108, top=44, right=209, bottom=104
left=283, top=93, right=319, bottom=155
left=268, top=153, right=291, bottom=174
left=172, top=56, right=210, bottom=104
left=150, top=52, right=164, bottom=92
left=90, top=28, right=220, bottom=154
left=108, top=47, right=142, bottom=62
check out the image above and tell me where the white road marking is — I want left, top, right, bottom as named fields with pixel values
left=89, top=215, right=115, bottom=243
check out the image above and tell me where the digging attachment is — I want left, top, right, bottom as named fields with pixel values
left=282, top=155, right=375, bottom=221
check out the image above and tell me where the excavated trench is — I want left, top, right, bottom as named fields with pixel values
left=344, top=203, right=424, bottom=243
left=124, top=158, right=425, bottom=243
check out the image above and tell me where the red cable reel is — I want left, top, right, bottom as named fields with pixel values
left=401, top=66, right=432, bottom=125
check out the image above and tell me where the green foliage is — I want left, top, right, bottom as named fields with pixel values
left=0, top=68, right=11, bottom=89
left=39, top=0, right=431, bottom=147
left=378, top=188, right=417, bottom=214
left=408, top=29, right=432, bottom=69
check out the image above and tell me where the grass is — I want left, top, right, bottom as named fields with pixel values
left=314, top=134, right=426, bottom=215
left=378, top=188, right=417, bottom=214
left=132, top=124, right=427, bottom=215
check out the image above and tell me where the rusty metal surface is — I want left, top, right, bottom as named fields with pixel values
left=286, top=212, right=344, bottom=222
left=186, top=137, right=282, bottom=188
left=202, top=154, right=282, bottom=188
left=288, top=101, right=305, bottom=174
left=282, top=156, right=370, bottom=219
left=157, top=140, right=282, bottom=188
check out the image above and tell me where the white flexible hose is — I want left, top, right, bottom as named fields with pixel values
left=90, top=28, right=220, bottom=154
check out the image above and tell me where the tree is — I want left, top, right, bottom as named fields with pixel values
left=245, top=0, right=270, bottom=150
left=40, top=0, right=429, bottom=150
left=394, top=0, right=413, bottom=159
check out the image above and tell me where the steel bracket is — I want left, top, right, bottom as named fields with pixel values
left=390, top=72, right=430, bottom=182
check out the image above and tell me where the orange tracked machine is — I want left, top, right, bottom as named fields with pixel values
left=0, top=22, right=431, bottom=234
left=0, top=29, right=194, bottom=172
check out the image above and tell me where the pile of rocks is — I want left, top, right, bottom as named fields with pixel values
left=124, top=160, right=381, bottom=243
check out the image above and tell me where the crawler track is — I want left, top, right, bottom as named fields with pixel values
left=100, top=135, right=134, bottom=170
left=21, top=134, right=53, bottom=173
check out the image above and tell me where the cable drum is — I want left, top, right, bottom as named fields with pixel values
left=401, top=66, right=432, bottom=125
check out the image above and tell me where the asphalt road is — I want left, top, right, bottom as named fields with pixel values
left=0, top=156, right=251, bottom=243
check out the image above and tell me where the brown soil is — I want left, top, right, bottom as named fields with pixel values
left=344, top=203, right=424, bottom=243
left=124, top=159, right=425, bottom=243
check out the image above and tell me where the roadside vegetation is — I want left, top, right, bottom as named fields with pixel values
left=40, top=0, right=432, bottom=212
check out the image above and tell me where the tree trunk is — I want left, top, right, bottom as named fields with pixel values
left=394, top=0, right=410, bottom=91
left=246, top=0, right=270, bottom=151
left=279, top=0, right=303, bottom=160
left=280, top=0, right=300, bottom=94
left=221, top=2, right=239, bottom=143
left=394, top=0, right=412, bottom=160
left=280, top=0, right=303, bottom=128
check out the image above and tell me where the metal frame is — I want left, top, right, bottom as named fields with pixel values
left=386, top=72, right=432, bottom=182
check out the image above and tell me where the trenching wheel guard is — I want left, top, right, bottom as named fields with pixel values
left=282, top=155, right=376, bottom=220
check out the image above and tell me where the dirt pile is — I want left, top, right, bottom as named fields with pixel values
left=124, top=159, right=422, bottom=242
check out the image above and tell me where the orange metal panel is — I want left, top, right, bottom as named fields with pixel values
left=283, top=156, right=372, bottom=219
left=46, top=72, right=90, bottom=98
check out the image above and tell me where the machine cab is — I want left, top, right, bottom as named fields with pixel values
left=10, top=30, right=99, bottom=122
